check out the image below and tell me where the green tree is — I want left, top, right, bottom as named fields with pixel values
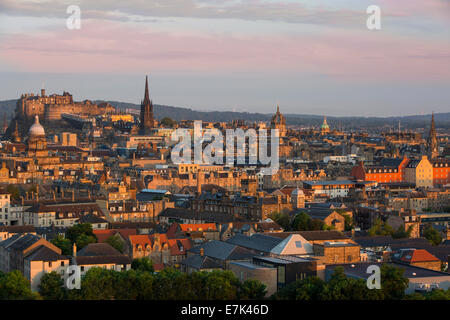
left=152, top=268, right=186, bottom=300
left=0, top=270, right=40, bottom=300
left=66, top=223, right=97, bottom=244
left=75, top=234, right=97, bottom=251
left=368, top=218, right=394, bottom=236
left=423, top=225, right=442, bottom=246
left=38, top=271, right=66, bottom=300
left=238, top=279, right=267, bottom=300
left=392, top=225, right=413, bottom=239
left=292, top=212, right=310, bottom=231
left=203, top=270, right=240, bottom=300
left=105, top=235, right=124, bottom=253
left=267, top=211, right=290, bottom=230
left=272, top=276, right=327, bottom=300
left=319, top=267, right=382, bottom=300
left=380, top=264, right=409, bottom=300
left=51, top=235, right=73, bottom=256
left=79, top=268, right=116, bottom=300
left=335, top=210, right=354, bottom=231
left=131, top=257, right=154, bottom=273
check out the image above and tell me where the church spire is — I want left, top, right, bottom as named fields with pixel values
left=140, top=75, right=154, bottom=135
left=428, top=112, right=438, bottom=159
left=144, top=75, right=150, bottom=102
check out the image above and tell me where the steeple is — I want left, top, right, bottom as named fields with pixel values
left=144, top=75, right=150, bottom=102
left=428, top=112, right=438, bottom=159
left=13, top=120, right=21, bottom=142
left=140, top=75, right=154, bottom=135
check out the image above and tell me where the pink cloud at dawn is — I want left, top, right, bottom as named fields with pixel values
left=1, top=20, right=449, bottom=81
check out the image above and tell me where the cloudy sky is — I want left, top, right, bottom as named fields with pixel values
left=0, top=0, right=449, bottom=116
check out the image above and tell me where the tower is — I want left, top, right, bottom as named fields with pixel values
left=427, top=113, right=438, bottom=159
left=139, top=75, right=154, bottom=135
left=13, top=120, right=21, bottom=143
left=320, top=116, right=330, bottom=135
left=270, top=104, right=286, bottom=137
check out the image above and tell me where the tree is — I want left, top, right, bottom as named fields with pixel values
left=239, top=279, right=267, bottom=300
left=380, top=264, right=409, bottom=300
left=0, top=270, right=40, bottom=300
left=80, top=268, right=116, bottom=300
left=75, top=234, right=97, bottom=251
left=423, top=225, right=442, bottom=246
left=203, top=270, right=240, bottom=300
left=291, top=212, right=329, bottom=231
left=335, top=210, right=354, bottom=231
left=66, top=223, right=97, bottom=244
left=267, top=211, right=290, bottom=230
left=160, top=117, right=176, bottom=128
left=368, top=218, right=394, bottom=236
left=392, top=225, right=413, bottom=239
left=292, top=212, right=310, bottom=231
left=319, top=267, right=382, bottom=300
left=105, top=235, right=124, bottom=253
left=38, top=271, right=66, bottom=300
left=51, top=235, right=72, bottom=256
left=131, top=257, right=154, bottom=273
left=272, top=276, right=327, bottom=300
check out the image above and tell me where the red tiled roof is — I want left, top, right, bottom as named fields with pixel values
left=94, top=229, right=137, bottom=243
left=94, top=229, right=116, bottom=243
left=128, top=233, right=191, bottom=256
left=401, top=249, right=440, bottom=263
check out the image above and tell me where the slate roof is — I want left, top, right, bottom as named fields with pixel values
left=189, top=240, right=256, bottom=261
left=77, top=243, right=122, bottom=257
left=80, top=213, right=108, bottom=224
left=75, top=243, right=131, bottom=265
left=326, top=262, right=450, bottom=280
left=25, top=245, right=67, bottom=262
left=354, top=236, right=394, bottom=248
left=266, top=231, right=350, bottom=242
left=181, top=255, right=223, bottom=270
left=226, top=234, right=283, bottom=253
left=159, top=208, right=239, bottom=223
left=0, top=225, right=36, bottom=234
left=8, top=233, right=41, bottom=251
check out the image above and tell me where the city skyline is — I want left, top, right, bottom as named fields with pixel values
left=0, top=0, right=449, bottom=116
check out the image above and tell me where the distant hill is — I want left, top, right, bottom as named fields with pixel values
left=1, top=99, right=448, bottom=130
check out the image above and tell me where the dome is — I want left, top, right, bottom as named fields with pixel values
left=321, top=116, right=329, bottom=129
left=29, top=115, right=45, bottom=137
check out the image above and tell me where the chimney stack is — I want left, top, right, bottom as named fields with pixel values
left=72, top=243, right=77, bottom=257
left=200, top=248, right=204, bottom=257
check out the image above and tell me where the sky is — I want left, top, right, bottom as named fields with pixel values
left=0, top=0, right=449, bottom=116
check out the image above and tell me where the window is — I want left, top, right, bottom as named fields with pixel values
left=295, top=241, right=302, bottom=248
left=61, top=261, right=65, bottom=266
left=49, top=262, right=52, bottom=267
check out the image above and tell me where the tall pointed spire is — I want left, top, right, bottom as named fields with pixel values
left=140, top=75, right=154, bottom=135
left=428, top=112, right=438, bottom=159
left=144, top=75, right=150, bottom=102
